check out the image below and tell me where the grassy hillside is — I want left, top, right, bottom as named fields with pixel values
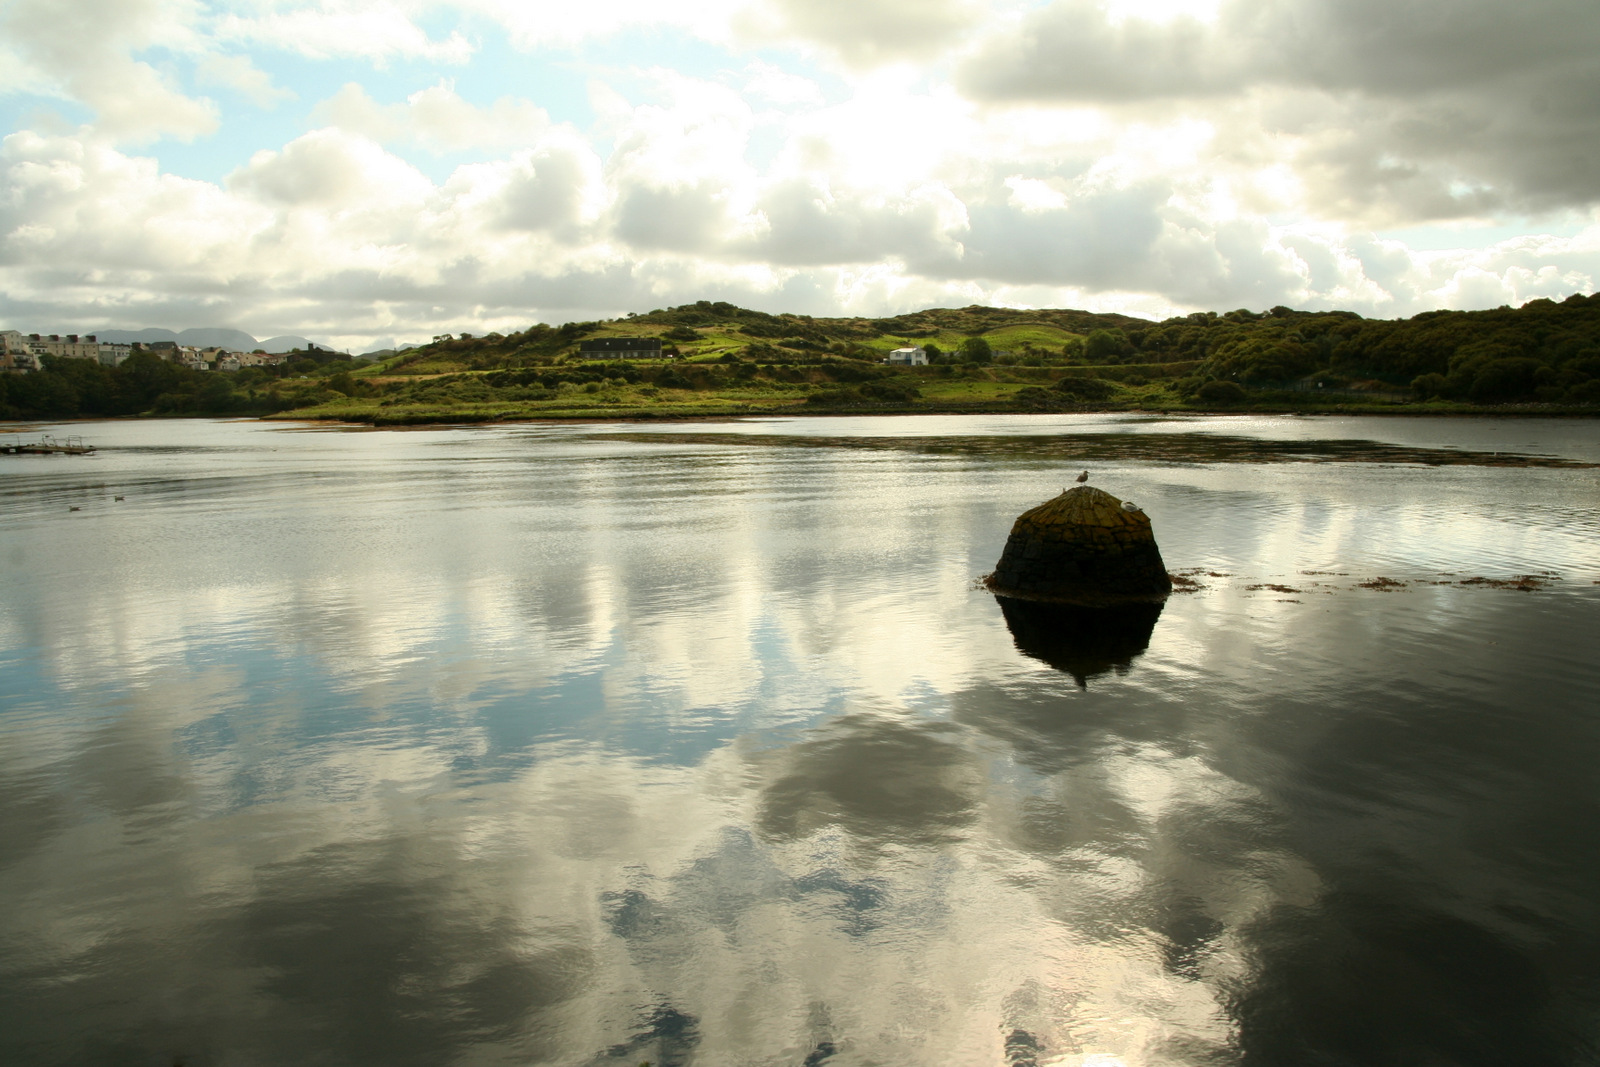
left=360, top=300, right=1156, bottom=377
left=5, top=295, right=1598, bottom=421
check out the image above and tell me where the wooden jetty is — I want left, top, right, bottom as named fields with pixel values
left=2, top=434, right=96, bottom=455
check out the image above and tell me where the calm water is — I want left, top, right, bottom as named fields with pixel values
left=2, top=414, right=1598, bottom=1066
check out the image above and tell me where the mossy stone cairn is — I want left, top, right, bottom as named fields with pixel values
left=987, top=485, right=1172, bottom=603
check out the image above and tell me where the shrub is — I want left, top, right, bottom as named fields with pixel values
left=1053, top=376, right=1116, bottom=400
left=1468, top=358, right=1543, bottom=403
left=1196, top=380, right=1248, bottom=405
left=958, top=336, right=993, bottom=363
left=1084, top=329, right=1130, bottom=362
left=859, top=382, right=920, bottom=402
left=806, top=388, right=861, bottom=405
left=1411, top=372, right=1450, bottom=399
left=1012, top=387, right=1062, bottom=409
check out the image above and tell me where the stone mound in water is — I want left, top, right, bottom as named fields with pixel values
left=985, top=485, right=1172, bottom=604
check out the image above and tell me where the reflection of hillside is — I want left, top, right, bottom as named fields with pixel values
left=995, top=596, right=1163, bottom=687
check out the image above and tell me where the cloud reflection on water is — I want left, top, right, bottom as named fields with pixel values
left=2, top=416, right=1598, bottom=1064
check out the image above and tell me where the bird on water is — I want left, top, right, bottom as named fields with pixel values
left=1075, top=470, right=1089, bottom=483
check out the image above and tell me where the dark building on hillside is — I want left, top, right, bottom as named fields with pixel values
left=579, top=337, right=665, bottom=359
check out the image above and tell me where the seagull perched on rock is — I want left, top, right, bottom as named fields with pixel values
left=1121, top=501, right=1142, bottom=513
left=1075, top=470, right=1089, bottom=484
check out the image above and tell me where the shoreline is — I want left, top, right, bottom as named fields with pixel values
left=8, top=402, right=1600, bottom=430
left=268, top=403, right=1600, bottom=426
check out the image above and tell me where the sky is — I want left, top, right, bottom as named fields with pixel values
left=1, top=0, right=1597, bottom=351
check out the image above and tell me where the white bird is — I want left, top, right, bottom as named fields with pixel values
left=1075, top=470, right=1089, bottom=483
left=1121, top=501, right=1142, bottom=513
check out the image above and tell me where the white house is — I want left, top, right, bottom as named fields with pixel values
left=887, top=346, right=928, bottom=366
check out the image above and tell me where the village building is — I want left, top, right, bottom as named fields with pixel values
left=235, top=351, right=286, bottom=367
left=0, top=331, right=27, bottom=371
left=97, top=343, right=133, bottom=367
left=2, top=332, right=126, bottom=371
left=887, top=346, right=929, bottom=366
left=29, top=334, right=103, bottom=361
left=578, top=337, right=666, bottom=359
left=0, top=330, right=264, bottom=372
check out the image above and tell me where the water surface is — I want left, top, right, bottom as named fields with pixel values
left=2, top=414, right=1597, bottom=1066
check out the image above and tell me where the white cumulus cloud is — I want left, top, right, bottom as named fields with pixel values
left=0, top=0, right=1595, bottom=342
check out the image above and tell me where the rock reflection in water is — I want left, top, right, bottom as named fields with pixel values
left=994, top=595, right=1164, bottom=686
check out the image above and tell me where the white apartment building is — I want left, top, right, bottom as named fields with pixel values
left=29, top=334, right=104, bottom=360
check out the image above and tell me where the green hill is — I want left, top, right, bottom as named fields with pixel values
left=4, top=294, right=1598, bottom=421
left=367, top=301, right=1158, bottom=376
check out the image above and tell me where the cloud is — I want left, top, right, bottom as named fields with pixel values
left=599, top=71, right=764, bottom=253
left=194, top=53, right=297, bottom=109
left=3, top=48, right=1598, bottom=352
left=478, top=142, right=607, bottom=235
left=312, top=82, right=551, bottom=153
left=750, top=0, right=980, bottom=64
left=212, top=2, right=474, bottom=64
left=741, top=60, right=825, bottom=108
left=228, top=128, right=433, bottom=208
left=0, top=0, right=217, bottom=142
left=964, top=0, right=1600, bottom=104
left=960, top=0, right=1600, bottom=220
left=953, top=182, right=1170, bottom=287
left=741, top=178, right=967, bottom=267
left=453, top=0, right=748, bottom=49
left=0, top=130, right=266, bottom=273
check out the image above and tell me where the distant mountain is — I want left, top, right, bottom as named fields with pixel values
left=94, top=327, right=260, bottom=349
left=258, top=336, right=325, bottom=354
left=86, top=328, right=345, bottom=354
